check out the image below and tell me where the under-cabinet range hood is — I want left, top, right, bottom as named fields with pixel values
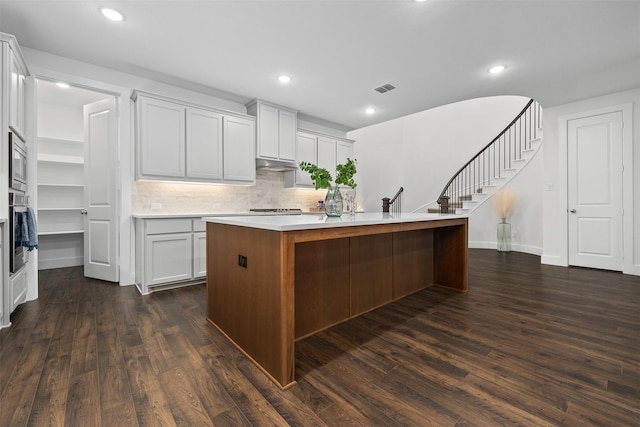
left=255, top=158, right=298, bottom=171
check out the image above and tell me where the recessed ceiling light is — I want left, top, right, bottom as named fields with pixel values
left=100, top=7, right=124, bottom=22
left=488, top=65, right=507, bottom=74
left=56, top=82, right=70, bottom=89
left=365, top=107, right=376, bottom=115
left=278, top=75, right=291, bottom=84
left=414, top=0, right=428, bottom=2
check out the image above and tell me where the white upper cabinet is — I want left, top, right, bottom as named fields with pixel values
left=138, top=96, right=186, bottom=178
left=223, top=115, right=256, bottom=183
left=286, top=130, right=355, bottom=188
left=8, top=45, right=27, bottom=140
left=336, top=140, right=354, bottom=166
left=186, top=107, right=223, bottom=180
left=278, top=109, right=297, bottom=161
left=293, top=132, right=317, bottom=187
left=317, top=136, right=337, bottom=177
left=247, top=99, right=297, bottom=162
left=134, top=91, right=255, bottom=184
left=256, top=102, right=279, bottom=158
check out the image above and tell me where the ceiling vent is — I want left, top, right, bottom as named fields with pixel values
left=374, top=83, right=396, bottom=94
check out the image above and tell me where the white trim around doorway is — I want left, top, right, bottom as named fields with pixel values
left=557, top=103, right=634, bottom=275
left=30, top=66, right=135, bottom=286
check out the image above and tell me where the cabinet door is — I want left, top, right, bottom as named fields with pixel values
left=223, top=116, right=256, bottom=183
left=295, top=132, right=317, bottom=187
left=8, top=50, right=25, bottom=138
left=145, top=233, right=193, bottom=286
left=193, top=231, right=207, bottom=278
left=138, top=96, right=186, bottom=178
left=317, top=136, right=337, bottom=176
left=278, top=109, right=297, bottom=161
left=257, top=103, right=279, bottom=159
left=10, top=264, right=28, bottom=313
left=186, top=107, right=223, bottom=180
left=336, top=140, right=353, bottom=166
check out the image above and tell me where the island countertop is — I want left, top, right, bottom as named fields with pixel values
left=202, top=212, right=467, bottom=232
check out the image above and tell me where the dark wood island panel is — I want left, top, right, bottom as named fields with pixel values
left=206, top=216, right=468, bottom=389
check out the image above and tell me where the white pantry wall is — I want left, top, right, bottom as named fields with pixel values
left=36, top=102, right=83, bottom=140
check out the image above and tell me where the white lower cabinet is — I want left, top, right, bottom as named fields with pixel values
left=145, top=233, right=193, bottom=286
left=193, top=232, right=207, bottom=278
left=135, top=217, right=206, bottom=294
left=9, top=266, right=28, bottom=313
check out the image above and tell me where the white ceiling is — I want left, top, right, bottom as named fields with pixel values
left=1, top=0, right=639, bottom=131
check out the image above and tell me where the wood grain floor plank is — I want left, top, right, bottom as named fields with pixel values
left=196, top=343, right=290, bottom=426
left=64, top=370, right=101, bottom=427
left=1, top=250, right=637, bottom=426
left=0, top=339, right=50, bottom=426
left=122, top=345, right=178, bottom=427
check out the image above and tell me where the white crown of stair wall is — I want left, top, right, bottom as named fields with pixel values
left=132, top=170, right=323, bottom=214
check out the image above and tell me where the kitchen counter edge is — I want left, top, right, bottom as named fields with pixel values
left=202, top=213, right=467, bottom=232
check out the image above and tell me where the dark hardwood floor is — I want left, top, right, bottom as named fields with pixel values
left=1, top=249, right=638, bottom=426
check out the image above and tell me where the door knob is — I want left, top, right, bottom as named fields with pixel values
left=570, top=209, right=576, bottom=213
left=80, top=209, right=88, bottom=215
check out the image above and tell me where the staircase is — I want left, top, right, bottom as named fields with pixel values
left=421, top=99, right=542, bottom=215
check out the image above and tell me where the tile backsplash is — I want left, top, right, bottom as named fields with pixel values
left=132, top=170, right=326, bottom=214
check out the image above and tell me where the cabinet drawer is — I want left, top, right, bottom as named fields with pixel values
left=193, top=219, right=206, bottom=232
left=146, top=218, right=192, bottom=234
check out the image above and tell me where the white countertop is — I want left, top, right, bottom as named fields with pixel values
left=202, top=212, right=466, bottom=231
left=132, top=212, right=304, bottom=219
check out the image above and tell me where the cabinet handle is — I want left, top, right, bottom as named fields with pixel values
left=80, top=209, right=88, bottom=215
left=570, top=209, right=577, bottom=213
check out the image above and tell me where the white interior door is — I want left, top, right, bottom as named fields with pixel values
left=567, top=111, right=623, bottom=271
left=83, top=98, right=119, bottom=282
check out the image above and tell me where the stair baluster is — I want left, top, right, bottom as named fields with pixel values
left=433, top=99, right=541, bottom=214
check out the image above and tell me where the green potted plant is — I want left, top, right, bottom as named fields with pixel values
left=299, top=158, right=357, bottom=217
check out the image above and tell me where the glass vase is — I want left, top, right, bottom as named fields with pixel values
left=324, top=186, right=343, bottom=217
left=342, top=187, right=356, bottom=217
left=497, top=218, right=511, bottom=252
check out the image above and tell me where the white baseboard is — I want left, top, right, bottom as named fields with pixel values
left=468, top=241, right=542, bottom=256
left=541, top=254, right=567, bottom=267
left=38, top=256, right=83, bottom=270
left=626, top=263, right=640, bottom=276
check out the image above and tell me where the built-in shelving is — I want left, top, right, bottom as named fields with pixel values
left=36, top=136, right=85, bottom=269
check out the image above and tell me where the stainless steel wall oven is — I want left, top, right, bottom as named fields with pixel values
left=9, top=131, right=27, bottom=193
left=9, top=192, right=29, bottom=273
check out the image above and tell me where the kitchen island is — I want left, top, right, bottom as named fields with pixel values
left=203, top=213, right=468, bottom=389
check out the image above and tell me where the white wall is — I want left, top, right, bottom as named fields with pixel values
left=347, top=95, right=546, bottom=253
left=347, top=96, right=531, bottom=213
left=22, top=48, right=248, bottom=115
left=37, top=102, right=84, bottom=140
left=468, top=149, right=544, bottom=255
left=541, top=88, right=640, bottom=275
